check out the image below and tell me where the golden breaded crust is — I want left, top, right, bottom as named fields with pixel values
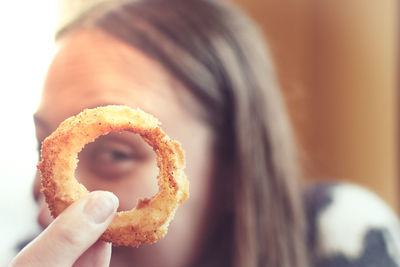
left=38, top=105, right=188, bottom=247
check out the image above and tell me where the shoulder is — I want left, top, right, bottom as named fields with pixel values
left=304, top=182, right=400, bottom=267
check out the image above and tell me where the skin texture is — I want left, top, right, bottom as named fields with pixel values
left=32, top=29, right=215, bottom=267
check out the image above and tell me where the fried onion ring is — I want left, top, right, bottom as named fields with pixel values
left=38, top=105, right=189, bottom=247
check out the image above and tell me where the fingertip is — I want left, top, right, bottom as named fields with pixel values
left=83, top=191, right=119, bottom=224
left=98, top=191, right=119, bottom=210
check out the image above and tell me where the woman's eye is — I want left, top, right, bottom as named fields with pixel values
left=97, top=149, right=137, bottom=162
left=79, top=139, right=147, bottom=179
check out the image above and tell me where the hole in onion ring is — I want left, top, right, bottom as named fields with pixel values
left=75, top=131, right=159, bottom=211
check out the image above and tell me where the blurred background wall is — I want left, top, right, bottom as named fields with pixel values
left=0, top=1, right=57, bottom=264
left=233, top=0, right=399, bottom=211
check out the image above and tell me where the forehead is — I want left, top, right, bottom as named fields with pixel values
left=37, top=29, right=204, bottom=131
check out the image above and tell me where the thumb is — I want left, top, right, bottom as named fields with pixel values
left=10, top=191, right=119, bottom=267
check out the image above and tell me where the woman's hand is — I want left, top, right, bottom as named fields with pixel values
left=10, top=191, right=119, bottom=267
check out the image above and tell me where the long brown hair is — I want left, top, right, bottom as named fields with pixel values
left=58, top=0, right=309, bottom=266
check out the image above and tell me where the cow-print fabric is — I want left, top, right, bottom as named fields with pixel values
left=304, top=183, right=400, bottom=267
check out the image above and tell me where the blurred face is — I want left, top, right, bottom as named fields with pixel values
left=33, top=29, right=215, bottom=267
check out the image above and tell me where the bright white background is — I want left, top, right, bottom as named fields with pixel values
left=0, top=1, right=57, bottom=265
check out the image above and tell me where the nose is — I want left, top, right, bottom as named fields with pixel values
left=33, top=170, right=54, bottom=228
left=37, top=195, right=54, bottom=229
left=32, top=171, right=41, bottom=202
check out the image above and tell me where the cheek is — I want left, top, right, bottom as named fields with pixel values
left=180, top=131, right=215, bottom=206
left=75, top=160, right=159, bottom=212
left=153, top=137, right=215, bottom=263
left=186, top=154, right=214, bottom=205
left=170, top=129, right=216, bottom=237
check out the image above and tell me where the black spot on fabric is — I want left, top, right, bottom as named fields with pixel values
left=315, top=229, right=398, bottom=267
left=303, top=182, right=336, bottom=251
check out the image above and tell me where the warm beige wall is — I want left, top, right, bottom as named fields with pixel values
left=233, top=0, right=399, bottom=210
left=311, top=1, right=398, bottom=211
